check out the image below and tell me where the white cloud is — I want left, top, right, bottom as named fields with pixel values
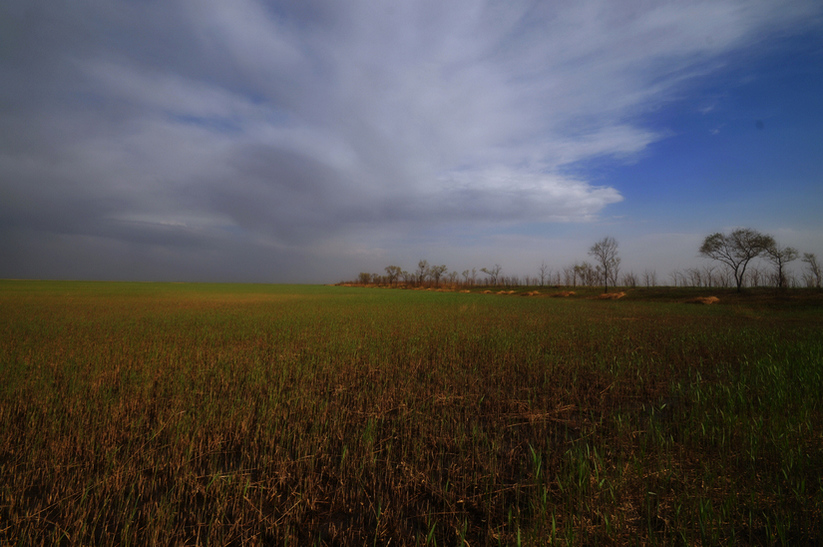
left=1, top=0, right=821, bottom=281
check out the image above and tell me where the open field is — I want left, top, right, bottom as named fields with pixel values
left=1, top=281, right=822, bottom=545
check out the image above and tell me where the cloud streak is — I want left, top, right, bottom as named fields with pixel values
left=1, top=0, right=821, bottom=280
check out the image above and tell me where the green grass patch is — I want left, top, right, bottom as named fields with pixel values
left=1, top=281, right=821, bottom=545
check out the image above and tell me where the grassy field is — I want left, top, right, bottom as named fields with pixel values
left=1, top=281, right=822, bottom=545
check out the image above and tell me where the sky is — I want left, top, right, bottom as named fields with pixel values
left=1, top=0, right=822, bottom=284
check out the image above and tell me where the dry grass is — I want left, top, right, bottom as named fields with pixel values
left=1, top=281, right=821, bottom=546
left=597, top=291, right=626, bottom=299
left=686, top=296, right=720, bottom=304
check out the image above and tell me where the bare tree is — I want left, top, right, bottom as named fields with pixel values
left=480, top=264, right=502, bottom=286
left=716, top=269, right=732, bottom=288
left=747, top=266, right=763, bottom=288
left=384, top=265, right=402, bottom=286
left=622, top=271, right=638, bottom=288
left=701, top=264, right=716, bottom=288
left=803, top=253, right=822, bottom=288
left=429, top=264, right=448, bottom=286
left=765, top=243, right=798, bottom=289
left=572, top=261, right=598, bottom=287
left=562, top=265, right=576, bottom=286
left=589, top=237, right=621, bottom=293
left=699, top=228, right=775, bottom=292
left=686, top=268, right=703, bottom=287
left=642, top=269, right=657, bottom=288
left=538, top=261, right=550, bottom=287
left=669, top=270, right=682, bottom=287
left=415, top=260, right=430, bottom=286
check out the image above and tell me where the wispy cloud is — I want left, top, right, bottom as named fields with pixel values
left=1, top=0, right=821, bottom=280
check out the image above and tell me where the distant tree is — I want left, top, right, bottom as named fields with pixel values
left=572, top=262, right=598, bottom=287
left=669, top=270, right=683, bottom=287
left=589, top=237, right=621, bottom=293
left=480, top=264, right=502, bottom=285
left=562, top=265, right=576, bottom=286
left=765, top=243, right=798, bottom=289
left=357, top=272, right=372, bottom=284
left=384, top=265, right=403, bottom=286
left=415, top=260, right=430, bottom=286
left=747, top=266, right=763, bottom=288
left=622, top=271, right=638, bottom=288
left=699, top=228, right=774, bottom=292
left=802, top=253, right=822, bottom=288
left=642, top=269, right=657, bottom=288
left=702, top=264, right=716, bottom=288
left=573, top=263, right=584, bottom=286
left=429, top=264, right=448, bottom=286
left=686, top=268, right=703, bottom=287
left=539, top=262, right=550, bottom=286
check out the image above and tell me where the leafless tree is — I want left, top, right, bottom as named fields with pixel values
left=384, top=265, right=402, bottom=286
left=765, top=243, right=798, bottom=289
left=699, top=228, right=775, bottom=292
left=480, top=264, right=502, bottom=285
left=415, top=260, right=430, bottom=286
left=669, top=270, right=683, bottom=287
left=686, top=268, right=703, bottom=287
left=589, top=237, right=620, bottom=293
left=562, top=265, right=576, bottom=286
left=429, top=264, right=448, bottom=286
left=701, top=264, right=716, bottom=288
left=803, top=253, right=822, bottom=288
left=747, top=266, right=763, bottom=288
left=539, top=262, right=550, bottom=287
left=642, top=269, right=657, bottom=288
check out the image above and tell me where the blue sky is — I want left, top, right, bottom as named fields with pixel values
left=1, top=0, right=822, bottom=284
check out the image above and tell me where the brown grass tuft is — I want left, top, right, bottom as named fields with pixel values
left=686, top=296, right=719, bottom=304
left=597, top=291, right=626, bottom=300
left=552, top=291, right=576, bottom=297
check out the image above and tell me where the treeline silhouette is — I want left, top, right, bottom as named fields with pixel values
left=343, top=231, right=822, bottom=290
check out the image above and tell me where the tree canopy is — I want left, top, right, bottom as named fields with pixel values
left=699, top=228, right=775, bottom=292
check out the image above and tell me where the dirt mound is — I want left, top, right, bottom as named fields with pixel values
left=686, top=296, right=719, bottom=305
left=597, top=291, right=626, bottom=300
left=552, top=291, right=576, bottom=297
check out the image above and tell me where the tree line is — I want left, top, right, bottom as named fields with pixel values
left=347, top=230, right=822, bottom=292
